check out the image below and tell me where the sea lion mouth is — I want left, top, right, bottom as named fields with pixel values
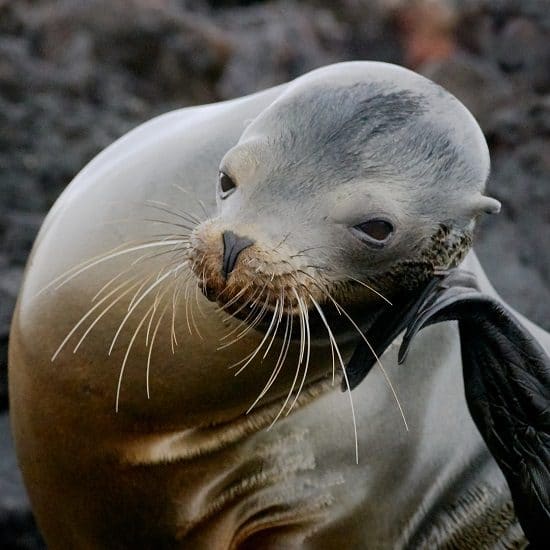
left=200, top=274, right=394, bottom=346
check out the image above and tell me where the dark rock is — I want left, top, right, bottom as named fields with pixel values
left=0, top=267, right=23, bottom=411
left=0, top=414, right=45, bottom=549
left=495, top=17, right=550, bottom=92
left=215, top=2, right=346, bottom=99
left=421, top=53, right=514, bottom=129
left=0, top=213, right=44, bottom=266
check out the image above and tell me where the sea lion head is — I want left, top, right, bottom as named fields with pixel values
left=189, top=62, right=500, bottom=321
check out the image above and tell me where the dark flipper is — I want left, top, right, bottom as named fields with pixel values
left=345, top=269, right=550, bottom=546
left=344, top=277, right=442, bottom=391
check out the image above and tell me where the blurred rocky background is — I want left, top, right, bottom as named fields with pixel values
left=0, top=0, right=549, bottom=546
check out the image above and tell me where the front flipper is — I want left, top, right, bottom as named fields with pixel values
left=344, top=277, right=443, bottom=391
left=396, top=270, right=550, bottom=547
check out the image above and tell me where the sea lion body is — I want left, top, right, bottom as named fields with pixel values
left=9, top=62, right=540, bottom=547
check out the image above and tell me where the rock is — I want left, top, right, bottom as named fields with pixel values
left=0, top=267, right=23, bottom=411
left=0, top=413, right=45, bottom=549
left=421, top=53, right=514, bottom=130
left=214, top=2, right=346, bottom=99
left=495, top=17, right=550, bottom=92
left=0, top=213, right=44, bottom=266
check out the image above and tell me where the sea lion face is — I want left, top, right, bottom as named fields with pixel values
left=189, top=71, right=499, bottom=321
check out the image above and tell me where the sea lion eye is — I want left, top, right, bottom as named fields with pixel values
left=219, top=172, right=236, bottom=197
left=353, top=219, right=394, bottom=246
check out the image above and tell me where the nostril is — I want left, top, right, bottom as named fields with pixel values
left=222, top=231, right=254, bottom=279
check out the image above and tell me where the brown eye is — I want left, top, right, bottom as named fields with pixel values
left=219, top=171, right=236, bottom=197
left=354, top=219, right=394, bottom=246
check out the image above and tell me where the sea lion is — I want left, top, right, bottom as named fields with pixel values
left=8, top=61, right=547, bottom=548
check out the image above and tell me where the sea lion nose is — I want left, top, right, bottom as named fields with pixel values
left=222, top=231, right=254, bottom=280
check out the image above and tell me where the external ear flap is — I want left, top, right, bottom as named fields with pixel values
left=472, top=194, right=501, bottom=215
left=397, top=270, right=550, bottom=546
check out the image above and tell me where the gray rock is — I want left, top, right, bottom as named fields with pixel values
left=0, top=414, right=44, bottom=549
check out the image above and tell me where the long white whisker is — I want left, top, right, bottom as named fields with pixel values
left=219, top=284, right=269, bottom=346
left=144, top=218, right=194, bottom=234
left=225, top=293, right=271, bottom=362
left=247, top=305, right=290, bottom=414
left=309, top=294, right=359, bottom=464
left=170, top=282, right=180, bottom=353
left=115, top=302, right=155, bottom=413
left=36, top=239, right=148, bottom=296
left=41, top=240, right=187, bottom=296
left=72, top=279, right=142, bottom=354
left=262, top=290, right=285, bottom=360
left=92, top=270, right=130, bottom=302
left=268, top=296, right=304, bottom=428
left=183, top=275, right=194, bottom=335
left=108, top=264, right=186, bottom=355
left=51, top=276, right=140, bottom=361
left=234, top=298, right=279, bottom=377
left=144, top=200, right=201, bottom=226
left=187, top=280, right=203, bottom=340
left=287, top=291, right=311, bottom=414
left=128, top=275, right=155, bottom=312
left=346, top=275, right=392, bottom=305
left=320, top=289, right=408, bottom=432
left=146, top=301, right=170, bottom=400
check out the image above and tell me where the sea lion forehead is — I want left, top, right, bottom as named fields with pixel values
left=239, top=61, right=490, bottom=196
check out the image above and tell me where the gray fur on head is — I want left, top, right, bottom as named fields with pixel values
left=238, top=62, right=499, bottom=228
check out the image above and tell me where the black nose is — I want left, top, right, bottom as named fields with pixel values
left=222, top=231, right=254, bottom=280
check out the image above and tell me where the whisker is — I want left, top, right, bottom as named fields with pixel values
left=92, top=270, right=130, bottom=302
left=287, top=290, right=311, bottom=415
left=247, top=302, right=291, bottom=414
left=234, top=298, right=280, bottom=376
left=143, top=218, right=195, bottom=232
left=184, top=275, right=194, bottom=335
left=115, top=301, right=156, bottom=413
left=308, top=280, right=408, bottom=432
left=43, top=240, right=188, bottom=296
left=170, top=185, right=210, bottom=221
left=144, top=201, right=201, bottom=227
left=188, top=283, right=203, bottom=340
left=308, top=294, right=359, bottom=464
left=196, top=266, right=208, bottom=319
left=220, top=284, right=266, bottom=341
left=170, top=281, right=182, bottom=353
left=222, top=292, right=270, bottom=352
left=145, top=280, right=164, bottom=347
left=219, top=297, right=258, bottom=343
left=128, top=275, right=155, bottom=312
left=268, top=296, right=304, bottom=428
left=108, top=263, right=187, bottom=355
left=219, top=283, right=253, bottom=311
left=72, top=279, right=142, bottom=354
left=51, top=275, right=142, bottom=361
left=262, top=288, right=285, bottom=360
left=344, top=275, right=392, bottom=306
left=36, top=238, right=153, bottom=296
left=146, top=301, right=170, bottom=399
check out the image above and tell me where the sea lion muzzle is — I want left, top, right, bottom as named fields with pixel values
left=221, top=230, right=254, bottom=280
